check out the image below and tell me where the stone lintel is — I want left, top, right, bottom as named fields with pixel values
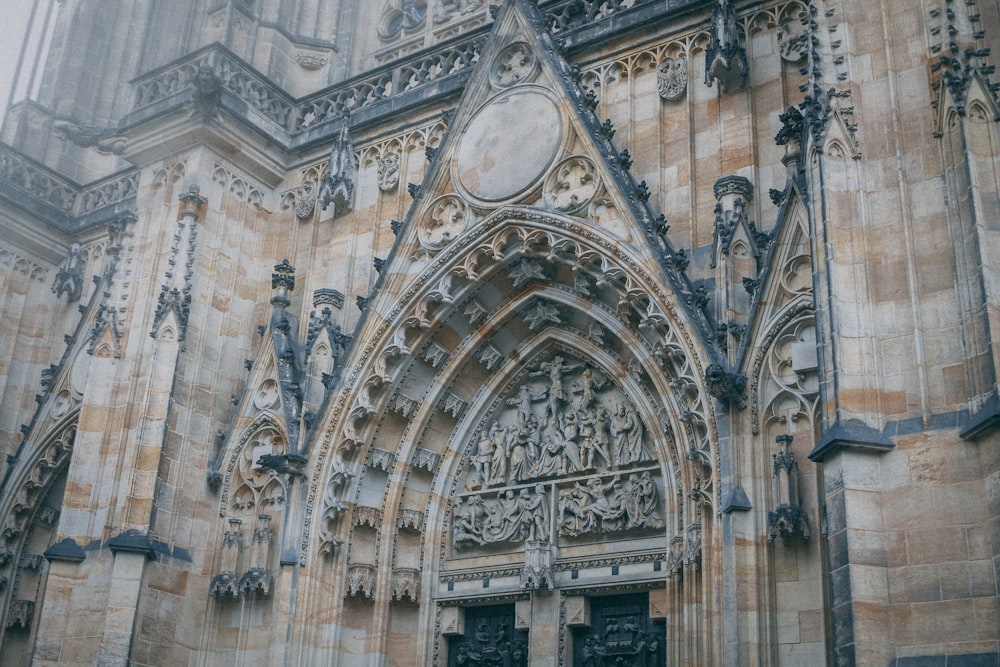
left=808, top=418, right=894, bottom=462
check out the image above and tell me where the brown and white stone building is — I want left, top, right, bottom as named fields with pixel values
left=0, top=0, right=998, bottom=664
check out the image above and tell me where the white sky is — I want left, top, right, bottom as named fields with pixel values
left=0, top=1, right=44, bottom=123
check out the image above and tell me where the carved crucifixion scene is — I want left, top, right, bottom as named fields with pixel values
left=1, top=0, right=998, bottom=665
left=453, top=353, right=666, bottom=550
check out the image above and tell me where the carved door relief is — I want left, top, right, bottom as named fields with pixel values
left=447, top=605, right=528, bottom=667
left=572, top=594, right=665, bottom=667
left=451, top=352, right=666, bottom=553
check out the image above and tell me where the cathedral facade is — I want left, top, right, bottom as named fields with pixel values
left=0, top=0, right=998, bottom=664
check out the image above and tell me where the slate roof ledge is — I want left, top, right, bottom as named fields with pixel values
left=959, top=392, right=1000, bottom=441
left=44, top=537, right=87, bottom=563
left=107, top=529, right=157, bottom=560
left=808, top=418, right=895, bottom=462
left=721, top=485, right=752, bottom=513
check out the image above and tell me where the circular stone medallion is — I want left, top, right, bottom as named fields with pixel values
left=418, top=194, right=471, bottom=250
left=489, top=42, right=539, bottom=89
left=456, top=89, right=563, bottom=202
left=543, top=155, right=600, bottom=212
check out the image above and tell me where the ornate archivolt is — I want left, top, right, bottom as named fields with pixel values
left=0, top=415, right=77, bottom=642
left=308, top=207, right=719, bottom=614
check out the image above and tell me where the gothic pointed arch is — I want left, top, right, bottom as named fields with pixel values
left=303, top=1, right=732, bottom=662
left=309, top=205, right=720, bottom=662
left=747, top=188, right=815, bottom=437
left=0, top=414, right=79, bottom=657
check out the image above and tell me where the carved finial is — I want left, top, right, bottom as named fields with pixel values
left=768, top=434, right=810, bottom=543
left=179, top=184, right=207, bottom=214
left=271, top=259, right=296, bottom=308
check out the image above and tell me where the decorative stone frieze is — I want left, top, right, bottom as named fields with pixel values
left=452, top=352, right=667, bottom=551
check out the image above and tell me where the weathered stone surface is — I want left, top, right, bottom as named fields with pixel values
left=0, top=0, right=998, bottom=665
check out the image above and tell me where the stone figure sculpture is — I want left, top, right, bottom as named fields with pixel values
left=454, top=353, right=663, bottom=549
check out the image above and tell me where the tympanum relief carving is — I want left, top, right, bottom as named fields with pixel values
left=452, top=353, right=665, bottom=551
